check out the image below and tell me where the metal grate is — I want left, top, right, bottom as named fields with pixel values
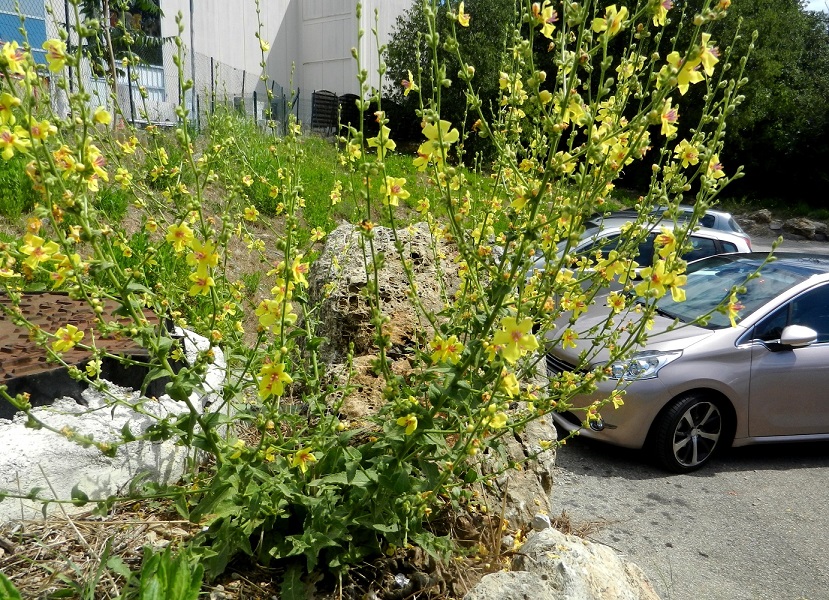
left=546, top=353, right=576, bottom=377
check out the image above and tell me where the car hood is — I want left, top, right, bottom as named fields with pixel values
left=547, top=298, right=729, bottom=367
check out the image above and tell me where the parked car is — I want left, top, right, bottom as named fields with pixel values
left=547, top=252, right=829, bottom=472
left=555, top=216, right=751, bottom=268
left=602, top=206, right=752, bottom=250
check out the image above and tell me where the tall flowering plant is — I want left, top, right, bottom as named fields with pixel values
left=0, top=0, right=750, bottom=590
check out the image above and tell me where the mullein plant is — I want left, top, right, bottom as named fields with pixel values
left=0, top=0, right=751, bottom=589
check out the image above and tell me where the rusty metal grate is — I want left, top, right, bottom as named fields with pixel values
left=0, top=293, right=170, bottom=419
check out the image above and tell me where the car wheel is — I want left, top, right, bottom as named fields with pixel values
left=653, top=393, right=724, bottom=473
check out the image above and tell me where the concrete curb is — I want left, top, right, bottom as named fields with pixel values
left=0, top=328, right=225, bottom=523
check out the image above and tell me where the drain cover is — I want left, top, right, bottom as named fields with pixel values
left=0, top=293, right=172, bottom=419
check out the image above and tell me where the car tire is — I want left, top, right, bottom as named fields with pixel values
left=653, top=393, right=725, bottom=473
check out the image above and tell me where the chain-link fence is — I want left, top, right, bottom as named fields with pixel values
left=3, top=1, right=363, bottom=135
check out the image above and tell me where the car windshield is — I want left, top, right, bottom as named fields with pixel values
left=655, top=257, right=809, bottom=329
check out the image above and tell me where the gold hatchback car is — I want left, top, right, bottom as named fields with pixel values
left=547, top=253, right=829, bottom=472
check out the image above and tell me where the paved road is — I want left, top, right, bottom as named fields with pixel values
left=751, top=234, right=829, bottom=255
left=550, top=439, right=829, bottom=600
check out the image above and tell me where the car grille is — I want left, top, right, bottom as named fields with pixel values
left=546, top=353, right=576, bottom=376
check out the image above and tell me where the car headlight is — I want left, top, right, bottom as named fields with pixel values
left=608, top=350, right=682, bottom=380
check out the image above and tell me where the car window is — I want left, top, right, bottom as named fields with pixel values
left=721, top=241, right=738, bottom=254
left=753, top=284, right=829, bottom=343
left=682, top=236, right=718, bottom=262
left=700, top=214, right=716, bottom=229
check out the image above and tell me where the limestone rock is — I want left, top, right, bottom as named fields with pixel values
left=748, top=208, right=773, bottom=224
left=509, top=528, right=661, bottom=600
left=783, top=217, right=819, bottom=239
left=308, top=222, right=459, bottom=365
left=464, top=571, right=560, bottom=600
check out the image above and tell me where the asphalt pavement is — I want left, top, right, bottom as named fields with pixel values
left=550, top=438, right=829, bottom=600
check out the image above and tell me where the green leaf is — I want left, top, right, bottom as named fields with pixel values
left=126, top=281, right=152, bottom=294
left=120, top=422, right=136, bottom=442
left=70, top=485, right=89, bottom=506
left=279, top=563, right=306, bottom=600
left=106, top=556, right=132, bottom=579
left=0, top=572, right=23, bottom=600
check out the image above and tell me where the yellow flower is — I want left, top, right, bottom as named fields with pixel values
left=457, top=2, right=470, bottom=26
left=591, top=4, right=628, bottom=38
left=396, top=413, right=418, bottom=435
left=674, top=139, right=700, bottom=168
left=366, top=125, right=396, bottom=159
left=186, top=238, right=219, bottom=272
left=93, top=107, right=112, bottom=125
left=416, top=120, right=460, bottom=168
left=20, top=233, right=59, bottom=269
left=291, top=447, right=317, bottom=473
left=492, top=316, right=539, bottom=364
left=654, top=227, right=677, bottom=259
left=0, top=126, right=31, bottom=159
left=708, top=154, right=726, bottom=179
left=430, top=334, right=464, bottom=364
left=698, top=33, right=719, bottom=77
left=500, top=370, right=520, bottom=398
left=2, top=41, right=26, bottom=76
left=310, top=227, right=325, bottom=242
left=660, top=98, right=679, bottom=137
left=666, top=52, right=704, bottom=95
left=52, top=324, right=84, bottom=352
left=243, top=205, right=259, bottom=221
left=651, top=0, right=672, bottom=27
left=0, top=92, right=20, bottom=126
left=608, top=291, right=626, bottom=313
left=725, top=290, right=743, bottom=327
left=228, top=439, right=246, bottom=460
left=29, top=119, right=56, bottom=141
left=532, top=1, right=558, bottom=39
left=561, top=328, right=578, bottom=349
left=402, top=70, right=419, bottom=96
left=259, top=39, right=270, bottom=53
left=489, top=411, right=508, bottom=429
left=166, top=222, right=194, bottom=252
left=381, top=176, right=410, bottom=207
left=258, top=360, right=293, bottom=399
left=188, top=271, right=215, bottom=296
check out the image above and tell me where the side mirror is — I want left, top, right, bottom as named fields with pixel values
left=779, top=324, right=818, bottom=348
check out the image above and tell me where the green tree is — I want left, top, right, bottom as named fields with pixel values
left=384, top=0, right=520, bottom=152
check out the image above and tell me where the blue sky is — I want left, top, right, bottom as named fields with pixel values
left=805, top=0, right=828, bottom=11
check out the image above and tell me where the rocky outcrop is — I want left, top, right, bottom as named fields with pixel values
left=783, top=217, right=819, bottom=239
left=308, top=222, right=460, bottom=366
left=465, top=527, right=660, bottom=600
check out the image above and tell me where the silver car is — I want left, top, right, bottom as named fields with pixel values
left=547, top=253, right=829, bottom=472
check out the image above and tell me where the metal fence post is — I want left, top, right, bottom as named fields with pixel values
left=126, top=61, right=135, bottom=126
left=210, top=56, right=215, bottom=115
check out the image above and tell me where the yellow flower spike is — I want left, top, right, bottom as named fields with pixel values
left=52, top=324, right=84, bottom=353
left=492, top=316, right=539, bottom=364
left=457, top=2, right=470, bottom=27
left=93, top=107, right=112, bottom=125
left=258, top=359, right=293, bottom=399
left=396, top=413, right=418, bottom=435
left=165, top=222, right=194, bottom=252
left=291, top=447, right=317, bottom=473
